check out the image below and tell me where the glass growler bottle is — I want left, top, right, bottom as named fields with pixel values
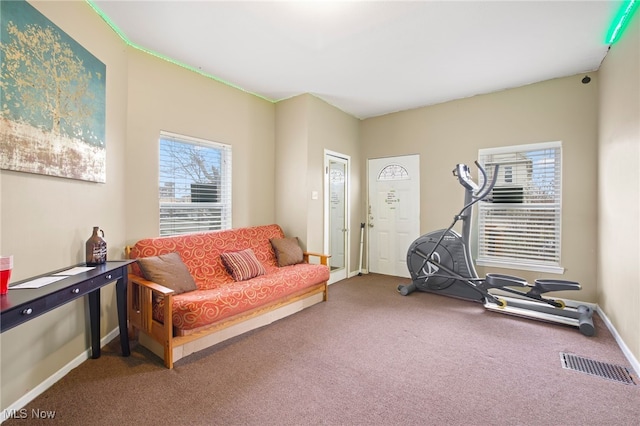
left=86, top=227, right=107, bottom=266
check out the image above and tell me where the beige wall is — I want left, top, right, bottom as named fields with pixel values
left=0, top=1, right=128, bottom=410
left=307, top=96, right=361, bottom=268
left=598, top=12, right=640, bottom=364
left=125, top=49, right=276, bottom=245
left=275, top=95, right=361, bottom=271
left=274, top=95, right=311, bottom=243
left=361, top=75, right=599, bottom=302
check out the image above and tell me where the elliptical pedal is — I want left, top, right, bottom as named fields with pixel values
left=533, top=279, right=581, bottom=293
left=485, top=273, right=528, bottom=288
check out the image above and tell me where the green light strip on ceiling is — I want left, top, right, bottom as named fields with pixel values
left=606, top=0, right=639, bottom=44
left=85, top=0, right=639, bottom=101
left=85, top=0, right=274, bottom=103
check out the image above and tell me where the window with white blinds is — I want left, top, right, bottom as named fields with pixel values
left=477, top=141, right=563, bottom=273
left=159, top=131, right=232, bottom=236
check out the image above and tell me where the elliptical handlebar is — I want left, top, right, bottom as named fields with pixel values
left=473, top=161, right=499, bottom=202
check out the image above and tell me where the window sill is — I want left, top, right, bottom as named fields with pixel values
left=476, top=260, right=565, bottom=275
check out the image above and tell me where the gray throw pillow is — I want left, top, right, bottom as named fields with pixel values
left=270, top=237, right=304, bottom=267
left=137, top=252, right=197, bottom=294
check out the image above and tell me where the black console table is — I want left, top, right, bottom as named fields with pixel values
left=0, top=260, right=134, bottom=359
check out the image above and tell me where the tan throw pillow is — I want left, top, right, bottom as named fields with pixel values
left=220, top=248, right=266, bottom=281
left=137, top=252, right=197, bottom=295
left=270, top=237, right=304, bottom=267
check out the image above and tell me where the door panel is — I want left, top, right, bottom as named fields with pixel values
left=368, top=155, right=420, bottom=278
left=325, top=152, right=350, bottom=284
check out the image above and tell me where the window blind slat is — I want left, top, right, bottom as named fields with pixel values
left=159, top=132, right=232, bottom=236
left=477, top=142, right=562, bottom=272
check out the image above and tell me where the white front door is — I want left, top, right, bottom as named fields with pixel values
left=368, top=155, right=420, bottom=278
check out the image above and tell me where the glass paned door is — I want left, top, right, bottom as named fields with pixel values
left=325, top=151, right=350, bottom=284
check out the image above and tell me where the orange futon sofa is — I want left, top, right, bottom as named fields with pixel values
left=127, top=224, right=329, bottom=368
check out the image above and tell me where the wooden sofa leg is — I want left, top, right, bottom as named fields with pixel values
left=162, top=293, right=174, bottom=369
left=164, top=341, right=173, bottom=369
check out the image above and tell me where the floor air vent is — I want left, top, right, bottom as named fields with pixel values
left=560, top=352, right=636, bottom=385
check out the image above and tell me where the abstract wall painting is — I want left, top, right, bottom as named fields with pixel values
left=0, top=0, right=106, bottom=183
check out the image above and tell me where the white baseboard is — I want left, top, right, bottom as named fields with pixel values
left=0, top=328, right=120, bottom=424
left=348, top=270, right=361, bottom=278
left=596, top=304, right=640, bottom=377
left=348, top=269, right=369, bottom=278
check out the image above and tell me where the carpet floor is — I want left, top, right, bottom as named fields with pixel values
left=5, top=273, right=640, bottom=425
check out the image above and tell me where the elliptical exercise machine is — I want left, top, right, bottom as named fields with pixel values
left=397, top=162, right=595, bottom=336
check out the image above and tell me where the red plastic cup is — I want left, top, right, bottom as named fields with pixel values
left=0, top=256, right=13, bottom=295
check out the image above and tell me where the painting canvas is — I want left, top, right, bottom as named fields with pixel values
left=0, top=0, right=106, bottom=183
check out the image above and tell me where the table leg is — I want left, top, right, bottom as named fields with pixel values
left=88, top=289, right=100, bottom=358
left=116, top=272, right=131, bottom=356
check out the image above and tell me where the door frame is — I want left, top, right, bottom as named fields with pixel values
left=324, top=150, right=351, bottom=284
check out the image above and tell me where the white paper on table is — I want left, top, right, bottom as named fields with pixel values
left=11, top=276, right=67, bottom=289
left=53, top=266, right=95, bottom=276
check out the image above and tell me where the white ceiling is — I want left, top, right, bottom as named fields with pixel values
left=91, top=1, right=619, bottom=119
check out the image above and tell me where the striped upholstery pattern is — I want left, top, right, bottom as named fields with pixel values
left=220, top=248, right=266, bottom=281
